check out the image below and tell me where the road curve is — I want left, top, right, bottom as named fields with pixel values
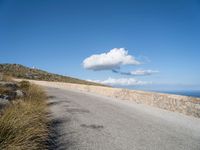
left=45, top=86, right=200, bottom=150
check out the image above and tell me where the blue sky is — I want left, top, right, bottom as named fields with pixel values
left=0, top=0, right=200, bottom=90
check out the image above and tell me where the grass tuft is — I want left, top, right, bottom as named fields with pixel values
left=0, top=82, right=49, bottom=150
left=19, top=80, right=31, bottom=91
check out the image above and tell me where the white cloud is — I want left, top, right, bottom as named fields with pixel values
left=83, top=48, right=140, bottom=71
left=88, top=77, right=150, bottom=86
left=130, top=69, right=159, bottom=76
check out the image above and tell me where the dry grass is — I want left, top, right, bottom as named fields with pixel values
left=1, top=74, right=13, bottom=82
left=0, top=64, right=106, bottom=86
left=0, top=87, right=9, bottom=94
left=0, top=82, right=49, bottom=150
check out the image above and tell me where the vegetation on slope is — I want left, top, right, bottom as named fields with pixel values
left=0, top=64, right=105, bottom=86
left=0, top=80, right=49, bottom=150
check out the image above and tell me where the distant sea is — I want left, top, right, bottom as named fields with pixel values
left=155, top=90, right=200, bottom=98
left=119, top=86, right=200, bottom=98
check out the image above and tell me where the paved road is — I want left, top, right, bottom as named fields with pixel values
left=46, top=87, right=200, bottom=150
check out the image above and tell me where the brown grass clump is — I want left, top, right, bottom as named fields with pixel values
left=0, top=82, right=49, bottom=150
left=19, top=80, right=31, bottom=91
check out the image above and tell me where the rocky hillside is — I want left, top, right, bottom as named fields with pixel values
left=0, top=64, right=105, bottom=86
left=0, top=80, right=26, bottom=109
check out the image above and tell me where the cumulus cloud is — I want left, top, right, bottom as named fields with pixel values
left=112, top=69, right=158, bottom=76
left=88, top=77, right=150, bottom=86
left=83, top=48, right=140, bottom=71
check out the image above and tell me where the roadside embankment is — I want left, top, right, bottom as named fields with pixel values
left=0, top=80, right=49, bottom=150
left=19, top=79, right=200, bottom=118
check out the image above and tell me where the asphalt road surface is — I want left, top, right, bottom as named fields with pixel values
left=45, top=87, right=200, bottom=150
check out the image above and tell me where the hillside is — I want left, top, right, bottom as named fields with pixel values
left=0, top=64, right=105, bottom=86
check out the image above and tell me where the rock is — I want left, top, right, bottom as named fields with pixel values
left=0, top=82, right=19, bottom=101
left=0, top=81, right=18, bottom=90
left=0, top=94, right=5, bottom=99
left=0, top=98, right=9, bottom=109
left=0, top=94, right=11, bottom=100
left=0, top=81, right=24, bottom=110
left=0, top=92, right=16, bottom=101
left=6, top=92, right=16, bottom=101
left=0, top=98, right=9, bottom=104
left=15, top=90, right=24, bottom=98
